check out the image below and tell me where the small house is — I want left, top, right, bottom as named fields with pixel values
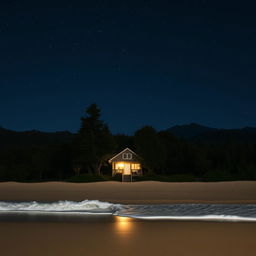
left=108, top=148, right=142, bottom=182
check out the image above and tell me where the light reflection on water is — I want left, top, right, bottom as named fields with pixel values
left=114, top=216, right=134, bottom=234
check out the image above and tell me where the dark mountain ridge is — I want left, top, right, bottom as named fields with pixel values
left=0, top=126, right=74, bottom=148
left=167, top=123, right=256, bottom=144
left=167, top=123, right=218, bottom=138
left=1, top=122, right=256, bottom=149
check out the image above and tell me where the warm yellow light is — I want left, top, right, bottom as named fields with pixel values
left=131, top=163, right=140, bottom=170
left=116, top=162, right=125, bottom=169
left=115, top=216, right=133, bottom=234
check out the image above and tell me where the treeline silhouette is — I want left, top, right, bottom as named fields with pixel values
left=0, top=104, right=256, bottom=182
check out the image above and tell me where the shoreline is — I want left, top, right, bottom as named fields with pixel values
left=1, top=181, right=256, bottom=256
left=0, top=181, right=256, bottom=204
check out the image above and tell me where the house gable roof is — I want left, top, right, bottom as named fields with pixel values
left=108, top=147, right=140, bottom=163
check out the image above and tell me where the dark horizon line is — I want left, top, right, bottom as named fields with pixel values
left=1, top=122, right=256, bottom=135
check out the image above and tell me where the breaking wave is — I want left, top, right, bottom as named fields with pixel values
left=125, top=215, right=256, bottom=221
left=0, top=200, right=120, bottom=214
left=0, top=201, right=256, bottom=222
left=115, top=204, right=256, bottom=222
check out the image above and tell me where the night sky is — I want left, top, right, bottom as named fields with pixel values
left=1, top=0, right=256, bottom=134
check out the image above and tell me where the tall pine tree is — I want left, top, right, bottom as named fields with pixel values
left=73, top=104, right=115, bottom=175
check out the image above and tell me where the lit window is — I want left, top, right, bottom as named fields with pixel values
left=131, top=164, right=140, bottom=170
left=122, top=153, right=132, bottom=160
left=116, top=163, right=125, bottom=169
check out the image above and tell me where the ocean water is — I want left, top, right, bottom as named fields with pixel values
left=0, top=200, right=256, bottom=222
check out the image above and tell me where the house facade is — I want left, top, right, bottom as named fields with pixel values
left=108, top=148, right=142, bottom=181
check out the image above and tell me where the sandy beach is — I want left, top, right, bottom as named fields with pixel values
left=1, top=181, right=256, bottom=256
left=0, top=215, right=256, bottom=256
left=0, top=181, right=255, bottom=204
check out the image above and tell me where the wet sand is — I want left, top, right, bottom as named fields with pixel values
left=0, top=181, right=255, bottom=204
left=1, top=181, right=256, bottom=255
left=0, top=215, right=256, bottom=256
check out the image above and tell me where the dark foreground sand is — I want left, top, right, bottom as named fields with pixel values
left=0, top=181, right=256, bottom=203
left=0, top=215, right=256, bottom=256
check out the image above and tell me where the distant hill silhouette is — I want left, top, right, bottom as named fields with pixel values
left=0, top=126, right=74, bottom=148
left=167, top=123, right=256, bottom=144
left=167, top=123, right=217, bottom=138
left=1, top=123, right=256, bottom=149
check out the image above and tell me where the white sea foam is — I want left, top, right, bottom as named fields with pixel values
left=115, top=204, right=256, bottom=222
left=116, top=214, right=256, bottom=222
left=0, top=200, right=119, bottom=214
left=0, top=201, right=256, bottom=222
